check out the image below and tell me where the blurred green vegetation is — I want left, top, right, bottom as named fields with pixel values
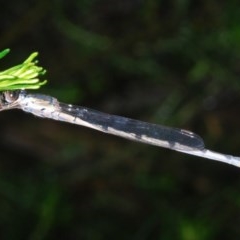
left=1, top=0, right=240, bottom=239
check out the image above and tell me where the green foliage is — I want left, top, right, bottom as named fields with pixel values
left=0, top=49, right=47, bottom=91
left=1, top=1, right=240, bottom=240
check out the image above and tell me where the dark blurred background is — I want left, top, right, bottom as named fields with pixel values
left=0, top=1, right=240, bottom=239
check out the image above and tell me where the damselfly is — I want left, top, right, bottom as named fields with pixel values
left=0, top=90, right=239, bottom=167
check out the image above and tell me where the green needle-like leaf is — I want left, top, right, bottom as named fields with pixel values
left=0, top=49, right=47, bottom=91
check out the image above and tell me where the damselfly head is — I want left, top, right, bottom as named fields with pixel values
left=3, top=91, right=20, bottom=103
left=0, top=90, right=21, bottom=110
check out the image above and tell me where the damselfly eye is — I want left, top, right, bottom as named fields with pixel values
left=3, top=91, right=20, bottom=103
